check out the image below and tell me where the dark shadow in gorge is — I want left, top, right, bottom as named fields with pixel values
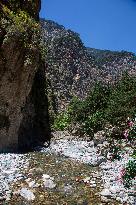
left=18, top=62, right=51, bottom=153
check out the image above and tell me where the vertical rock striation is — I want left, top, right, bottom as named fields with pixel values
left=0, top=0, right=50, bottom=152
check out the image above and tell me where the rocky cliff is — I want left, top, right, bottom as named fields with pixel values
left=41, top=19, right=136, bottom=113
left=41, top=19, right=101, bottom=113
left=87, top=48, right=136, bottom=82
left=0, top=0, right=50, bottom=152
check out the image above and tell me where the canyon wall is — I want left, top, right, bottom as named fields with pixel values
left=0, top=0, right=50, bottom=152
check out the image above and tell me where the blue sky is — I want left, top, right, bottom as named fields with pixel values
left=40, top=0, right=136, bottom=53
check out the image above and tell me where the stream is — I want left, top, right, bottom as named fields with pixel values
left=0, top=132, right=135, bottom=205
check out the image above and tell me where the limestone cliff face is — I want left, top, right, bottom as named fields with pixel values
left=41, top=19, right=136, bottom=114
left=41, top=20, right=101, bottom=113
left=0, top=0, right=50, bottom=152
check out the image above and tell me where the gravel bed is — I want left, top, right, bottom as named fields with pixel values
left=100, top=151, right=136, bottom=205
left=40, top=138, right=135, bottom=205
left=40, top=139, right=106, bottom=166
left=0, top=136, right=135, bottom=204
left=0, top=153, right=29, bottom=201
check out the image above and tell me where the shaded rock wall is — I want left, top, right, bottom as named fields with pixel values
left=0, top=0, right=50, bottom=152
left=18, top=62, right=50, bottom=151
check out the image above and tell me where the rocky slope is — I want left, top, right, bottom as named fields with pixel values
left=87, top=48, right=136, bottom=82
left=41, top=19, right=136, bottom=113
left=41, top=19, right=101, bottom=113
left=0, top=1, right=50, bottom=152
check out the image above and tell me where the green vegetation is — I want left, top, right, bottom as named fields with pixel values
left=53, top=112, right=71, bottom=131
left=132, top=150, right=136, bottom=158
left=128, top=123, right=136, bottom=141
left=53, top=73, right=136, bottom=137
left=122, top=159, right=136, bottom=188
left=1, top=2, right=46, bottom=60
left=1, top=0, right=39, bottom=17
left=110, top=144, right=122, bottom=160
left=105, top=73, right=136, bottom=125
left=2, top=5, right=39, bottom=32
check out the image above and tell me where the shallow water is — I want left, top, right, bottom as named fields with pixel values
left=9, top=152, right=121, bottom=205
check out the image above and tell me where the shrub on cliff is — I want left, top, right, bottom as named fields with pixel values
left=105, top=72, right=136, bottom=125
left=83, top=73, right=136, bottom=135
left=53, top=73, right=136, bottom=136
left=1, top=0, right=39, bottom=18
left=1, top=3, right=46, bottom=60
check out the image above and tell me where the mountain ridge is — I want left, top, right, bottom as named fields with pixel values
left=41, top=19, right=136, bottom=113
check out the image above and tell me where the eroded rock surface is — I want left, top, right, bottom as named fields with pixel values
left=0, top=0, right=50, bottom=152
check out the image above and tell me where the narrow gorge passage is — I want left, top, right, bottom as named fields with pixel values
left=0, top=0, right=136, bottom=204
